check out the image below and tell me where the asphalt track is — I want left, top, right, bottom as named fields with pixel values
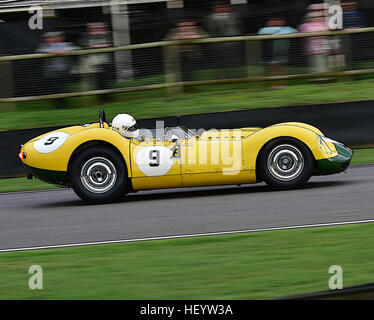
left=0, top=164, right=374, bottom=251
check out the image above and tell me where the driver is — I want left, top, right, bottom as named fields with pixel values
left=112, top=114, right=139, bottom=138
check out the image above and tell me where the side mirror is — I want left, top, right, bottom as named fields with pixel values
left=99, top=109, right=107, bottom=128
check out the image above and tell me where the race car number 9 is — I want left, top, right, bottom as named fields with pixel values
left=34, top=132, right=70, bottom=154
left=149, top=150, right=160, bottom=167
left=136, top=146, right=174, bottom=176
left=44, top=137, right=59, bottom=145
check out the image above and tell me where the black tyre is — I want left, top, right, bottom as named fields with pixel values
left=258, top=138, right=314, bottom=189
left=69, top=145, right=129, bottom=204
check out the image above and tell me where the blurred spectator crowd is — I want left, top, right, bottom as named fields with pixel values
left=163, top=0, right=368, bottom=88
left=2, top=0, right=372, bottom=102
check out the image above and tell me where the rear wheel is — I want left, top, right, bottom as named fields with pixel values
left=258, top=138, right=314, bottom=189
left=69, top=145, right=129, bottom=204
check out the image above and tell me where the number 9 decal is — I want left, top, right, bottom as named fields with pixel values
left=135, top=146, right=174, bottom=176
left=34, top=132, right=70, bottom=154
left=149, top=150, right=160, bottom=167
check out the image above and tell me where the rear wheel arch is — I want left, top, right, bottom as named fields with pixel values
left=68, top=140, right=130, bottom=181
left=68, top=142, right=132, bottom=203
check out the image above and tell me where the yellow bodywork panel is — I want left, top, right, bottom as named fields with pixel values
left=21, top=124, right=132, bottom=175
left=180, top=129, right=255, bottom=187
left=241, top=124, right=337, bottom=171
left=270, top=122, right=325, bottom=136
left=130, top=138, right=182, bottom=190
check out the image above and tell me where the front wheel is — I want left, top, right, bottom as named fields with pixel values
left=69, top=145, right=129, bottom=204
left=258, top=138, right=314, bottom=189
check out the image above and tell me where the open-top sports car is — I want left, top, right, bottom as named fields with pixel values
left=18, top=110, right=353, bottom=203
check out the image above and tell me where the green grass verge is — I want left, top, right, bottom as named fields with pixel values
left=1, top=223, right=374, bottom=299
left=0, top=147, right=373, bottom=193
left=1, top=79, right=374, bottom=131
left=0, top=176, right=58, bottom=193
left=350, top=147, right=374, bottom=165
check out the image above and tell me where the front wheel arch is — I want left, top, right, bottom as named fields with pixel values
left=255, top=136, right=316, bottom=183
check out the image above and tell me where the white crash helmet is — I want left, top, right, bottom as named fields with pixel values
left=112, top=114, right=139, bottom=138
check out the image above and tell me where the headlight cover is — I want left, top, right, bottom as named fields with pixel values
left=321, top=137, right=345, bottom=146
left=317, top=135, right=333, bottom=155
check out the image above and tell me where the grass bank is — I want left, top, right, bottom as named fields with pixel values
left=1, top=79, right=374, bottom=131
left=1, top=222, right=373, bottom=299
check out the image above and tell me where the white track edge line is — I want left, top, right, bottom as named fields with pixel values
left=1, top=219, right=374, bottom=253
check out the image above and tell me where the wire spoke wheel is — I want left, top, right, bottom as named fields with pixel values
left=80, top=157, right=117, bottom=194
left=267, top=144, right=305, bottom=182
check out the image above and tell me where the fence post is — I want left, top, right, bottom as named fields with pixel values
left=164, top=43, right=183, bottom=96
left=0, top=58, right=15, bottom=111
left=246, top=37, right=265, bottom=90
left=338, top=33, right=352, bottom=82
left=110, top=3, right=133, bottom=81
left=246, top=38, right=263, bottom=78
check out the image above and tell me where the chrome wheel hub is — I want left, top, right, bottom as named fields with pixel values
left=267, top=144, right=304, bottom=181
left=80, top=157, right=117, bottom=193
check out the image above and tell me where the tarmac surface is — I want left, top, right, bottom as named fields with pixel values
left=0, top=165, right=373, bottom=251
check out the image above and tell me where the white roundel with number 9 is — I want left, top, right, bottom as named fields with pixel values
left=135, top=146, right=174, bottom=176
left=34, top=132, right=70, bottom=154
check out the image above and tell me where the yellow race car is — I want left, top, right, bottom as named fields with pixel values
left=18, top=110, right=353, bottom=203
